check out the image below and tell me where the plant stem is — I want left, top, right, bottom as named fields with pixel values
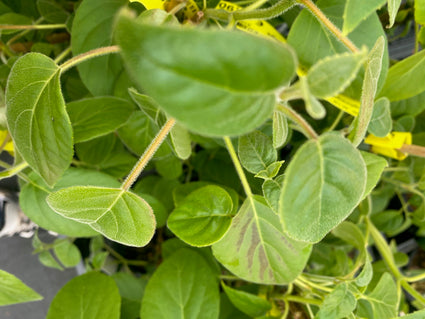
left=6, top=17, right=44, bottom=47
left=400, top=280, right=425, bottom=306
left=326, top=110, right=344, bottom=132
left=205, top=0, right=296, bottom=21
left=277, top=104, right=318, bottom=139
left=54, top=46, right=72, bottom=64
left=121, top=118, right=176, bottom=191
left=296, top=0, right=359, bottom=53
left=284, top=295, right=322, bottom=306
left=406, top=272, right=425, bottom=283
left=297, top=275, right=333, bottom=292
left=104, top=244, right=147, bottom=266
left=223, top=136, right=253, bottom=198
left=0, top=23, right=66, bottom=30
left=59, top=45, right=121, bottom=73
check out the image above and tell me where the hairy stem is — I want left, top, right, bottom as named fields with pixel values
left=0, top=23, right=66, bottom=30
left=59, top=45, right=121, bottom=72
left=277, top=104, right=318, bottom=139
left=121, top=118, right=176, bottom=191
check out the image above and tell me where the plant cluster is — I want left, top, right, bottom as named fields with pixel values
left=2, top=0, right=425, bottom=318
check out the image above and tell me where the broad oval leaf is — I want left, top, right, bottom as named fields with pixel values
left=67, top=96, right=134, bottom=143
left=280, top=133, right=366, bottom=243
left=0, top=270, right=42, bottom=306
left=115, top=15, right=296, bottom=136
left=141, top=249, right=220, bottom=319
left=46, top=272, right=120, bottom=319
left=238, top=130, right=277, bottom=174
left=47, top=186, right=156, bottom=247
left=6, top=53, right=73, bottom=186
left=167, top=185, right=233, bottom=247
left=316, top=283, right=357, bottom=319
left=213, top=196, right=312, bottom=285
left=71, top=0, right=127, bottom=95
left=53, top=240, right=82, bottom=268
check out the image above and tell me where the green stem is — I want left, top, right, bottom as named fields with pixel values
left=121, top=118, right=176, bottom=191
left=284, top=295, right=322, bottom=306
left=6, top=17, right=44, bottom=47
left=104, top=244, right=147, bottom=266
left=400, top=280, right=425, bottom=306
left=219, top=274, right=240, bottom=281
left=59, top=45, right=121, bottom=73
left=296, top=0, right=359, bottom=53
left=277, top=103, right=318, bottom=139
left=205, top=0, right=296, bottom=21
left=279, top=83, right=303, bottom=101
left=223, top=136, right=253, bottom=198
left=54, top=46, right=72, bottom=64
left=0, top=23, right=66, bottom=30
left=326, top=110, right=344, bottom=132
left=406, top=272, right=425, bottom=283
left=297, top=275, right=333, bottom=293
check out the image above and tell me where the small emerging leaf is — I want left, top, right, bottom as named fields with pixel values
left=254, top=161, right=284, bottom=180
left=272, top=109, right=288, bottom=148
left=53, top=240, right=82, bottom=268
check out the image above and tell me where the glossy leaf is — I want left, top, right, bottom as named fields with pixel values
left=71, top=0, right=126, bottom=95
left=53, top=240, right=81, bottom=268
left=316, top=283, right=357, bottom=319
left=116, top=15, right=296, bottom=136
left=357, top=273, right=397, bottom=319
left=167, top=185, right=233, bottom=247
left=272, top=109, right=288, bottom=148
left=47, top=186, right=156, bottom=247
left=6, top=53, right=73, bottom=186
left=368, top=97, right=392, bottom=137
left=280, top=133, right=366, bottom=243
left=342, top=0, right=386, bottom=35
left=213, top=196, right=312, bottom=285
left=350, top=36, right=385, bottom=147
left=140, top=249, right=219, bottom=319
left=67, top=97, right=134, bottom=143
left=361, top=151, right=388, bottom=198
left=20, top=168, right=119, bottom=237
left=378, top=49, right=425, bottom=101
left=238, top=131, right=277, bottom=174
left=221, top=282, right=271, bottom=318
left=0, top=270, right=42, bottom=306
left=46, top=272, right=121, bottom=319
left=307, top=50, right=366, bottom=99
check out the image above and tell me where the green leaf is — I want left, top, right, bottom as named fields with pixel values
left=316, top=282, right=357, bottom=319
left=46, top=272, right=121, bottom=319
left=67, top=97, right=134, bottom=143
left=0, top=13, right=32, bottom=34
left=0, top=270, right=42, bottom=306
left=355, top=254, right=373, bottom=287
left=36, top=0, right=69, bottom=23
left=378, top=49, right=425, bottom=101
left=213, top=196, right=312, bottom=285
left=368, top=97, right=392, bottom=137
left=357, top=273, right=397, bottom=319
left=140, top=249, right=219, bottom=319
left=20, top=168, right=119, bottom=237
left=391, top=90, right=425, bottom=118
left=219, top=293, right=250, bottom=319
left=392, top=309, right=425, bottom=319
left=387, top=0, right=402, bottom=28
left=38, top=250, right=63, bottom=270
left=238, top=131, right=277, bottom=174
left=47, top=186, right=156, bottom=247
left=128, top=87, right=165, bottom=124
left=307, top=50, right=367, bottom=99
left=116, top=15, right=296, bottom=136
left=272, top=109, right=288, bottom=149
left=154, top=155, right=182, bottom=180
left=167, top=185, right=233, bottom=247
left=135, top=193, right=168, bottom=228
left=280, top=133, right=366, bottom=243
left=6, top=53, right=73, bottom=187
left=415, top=0, right=425, bottom=25
left=350, top=36, right=386, bottom=147
left=112, top=272, right=146, bottom=319
left=221, top=282, right=271, bottom=318
left=262, top=174, right=284, bottom=213
left=170, top=122, right=192, bottom=160
left=300, top=76, right=326, bottom=119
left=53, top=240, right=81, bottom=268
left=360, top=151, right=388, bottom=198
left=332, top=221, right=365, bottom=249
left=71, top=0, right=127, bottom=95
left=255, top=161, right=284, bottom=180
left=342, top=0, right=386, bottom=35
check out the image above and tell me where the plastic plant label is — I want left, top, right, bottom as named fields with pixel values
left=327, top=95, right=360, bottom=116
left=0, top=130, right=14, bottom=155
left=129, top=0, right=165, bottom=10
left=364, top=132, right=412, bottom=160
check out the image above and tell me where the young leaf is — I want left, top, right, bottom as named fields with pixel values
left=332, top=221, right=365, bottom=249
left=306, top=50, right=367, bottom=99
left=0, top=270, right=42, bottom=306
left=53, top=240, right=82, bottom=268
left=167, top=185, right=233, bottom=247
left=115, top=15, right=296, bottom=136
left=387, top=0, right=402, bottom=28
left=262, top=174, right=284, bottom=213
left=360, top=151, right=388, bottom=198
left=368, top=97, right=392, bottom=137
left=213, top=196, right=312, bottom=285
left=6, top=53, right=73, bottom=187
left=221, top=282, right=271, bottom=318
left=47, top=186, right=156, bottom=247
left=350, top=36, right=385, bottom=147
left=356, top=273, right=397, bottom=318
left=71, top=0, right=127, bottom=95
left=38, top=251, right=63, bottom=270
left=169, top=122, right=192, bottom=160
left=280, top=133, right=366, bottom=243
left=342, top=0, right=386, bottom=35
left=316, top=282, right=357, bottom=319
left=67, top=97, right=134, bottom=143
left=272, top=109, right=288, bottom=148
left=355, top=254, right=373, bottom=287
left=238, top=131, right=277, bottom=174
left=300, top=76, right=326, bottom=119
left=378, top=49, right=425, bottom=101
left=140, top=249, right=220, bottom=319
left=255, top=161, right=284, bottom=180
left=46, top=272, right=121, bottom=319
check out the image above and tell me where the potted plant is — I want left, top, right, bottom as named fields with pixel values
left=2, top=0, right=425, bottom=318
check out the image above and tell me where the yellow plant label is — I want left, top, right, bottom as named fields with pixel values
left=0, top=130, right=14, bottom=155
left=326, top=95, right=360, bottom=117
left=129, top=0, right=165, bottom=10
left=183, top=0, right=200, bottom=19
left=364, top=132, right=412, bottom=160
